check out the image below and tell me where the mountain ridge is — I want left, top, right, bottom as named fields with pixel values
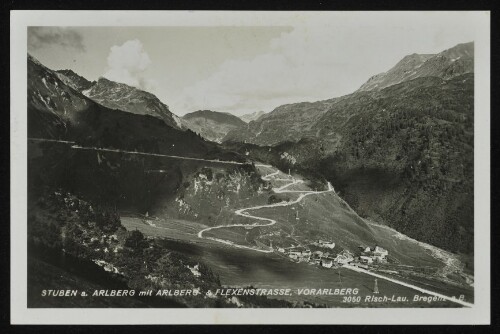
left=357, top=42, right=473, bottom=92
left=181, top=110, right=246, bottom=143
left=80, top=77, right=182, bottom=129
left=222, top=42, right=475, bottom=254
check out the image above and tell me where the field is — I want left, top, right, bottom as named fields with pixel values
left=121, top=215, right=473, bottom=307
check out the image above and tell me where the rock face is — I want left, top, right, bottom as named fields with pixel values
left=56, top=69, right=94, bottom=92
left=77, top=77, right=182, bottom=129
left=357, top=42, right=473, bottom=92
left=28, top=55, right=92, bottom=117
left=181, top=110, right=246, bottom=143
left=239, top=111, right=266, bottom=123
left=223, top=42, right=475, bottom=254
left=161, top=165, right=265, bottom=224
left=28, top=54, right=94, bottom=138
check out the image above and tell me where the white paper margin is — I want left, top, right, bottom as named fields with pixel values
left=10, top=10, right=491, bottom=325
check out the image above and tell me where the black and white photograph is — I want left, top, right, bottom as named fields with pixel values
left=10, top=10, right=491, bottom=324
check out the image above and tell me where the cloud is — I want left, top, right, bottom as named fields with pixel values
left=103, top=39, right=157, bottom=91
left=172, top=25, right=367, bottom=115
left=173, top=19, right=475, bottom=116
left=28, top=27, right=85, bottom=51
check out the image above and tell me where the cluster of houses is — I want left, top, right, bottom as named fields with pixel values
left=358, top=245, right=389, bottom=264
left=277, top=247, right=311, bottom=262
left=313, top=250, right=355, bottom=268
left=276, top=242, right=354, bottom=269
left=312, top=240, right=336, bottom=249
left=275, top=242, right=389, bottom=270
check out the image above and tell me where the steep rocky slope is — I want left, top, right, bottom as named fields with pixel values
left=357, top=42, right=473, bottom=92
left=78, top=77, right=182, bottom=129
left=56, top=69, right=94, bottom=92
left=181, top=110, right=246, bottom=143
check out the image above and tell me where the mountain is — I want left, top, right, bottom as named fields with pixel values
left=181, top=110, right=246, bottom=143
left=28, top=54, right=245, bottom=209
left=68, top=77, right=183, bottom=129
left=27, top=54, right=327, bottom=308
left=357, top=42, right=473, bottom=92
left=56, top=69, right=94, bottom=92
left=28, top=54, right=94, bottom=138
left=224, top=98, right=341, bottom=146
left=239, top=111, right=266, bottom=123
left=27, top=52, right=474, bottom=307
left=223, top=42, right=475, bottom=254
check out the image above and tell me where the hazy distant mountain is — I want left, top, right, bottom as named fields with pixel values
left=357, top=42, right=473, bottom=92
left=239, top=111, right=266, bottom=123
left=223, top=42, right=475, bottom=254
left=181, top=110, right=246, bottom=143
left=224, top=98, right=340, bottom=146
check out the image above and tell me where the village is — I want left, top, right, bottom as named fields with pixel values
left=275, top=240, right=389, bottom=270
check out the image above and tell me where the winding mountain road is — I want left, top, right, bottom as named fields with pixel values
left=196, top=164, right=473, bottom=307
left=30, top=137, right=472, bottom=307
left=197, top=164, right=334, bottom=253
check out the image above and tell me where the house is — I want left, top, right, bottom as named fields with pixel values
left=334, top=250, right=354, bottom=265
left=288, top=250, right=302, bottom=257
left=288, top=249, right=305, bottom=261
left=277, top=247, right=286, bottom=253
left=301, top=249, right=312, bottom=257
left=352, top=262, right=369, bottom=270
left=373, top=246, right=388, bottom=258
left=318, top=240, right=336, bottom=249
left=360, top=255, right=374, bottom=264
left=372, top=246, right=388, bottom=262
left=321, top=260, right=334, bottom=268
left=361, top=246, right=371, bottom=253
left=312, top=250, right=324, bottom=258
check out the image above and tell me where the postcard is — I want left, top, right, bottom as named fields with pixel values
left=10, top=10, right=490, bottom=324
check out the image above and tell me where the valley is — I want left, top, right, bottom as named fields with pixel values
left=25, top=40, right=475, bottom=309
left=116, top=157, right=473, bottom=307
left=27, top=134, right=474, bottom=307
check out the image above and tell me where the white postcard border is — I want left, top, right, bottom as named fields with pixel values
left=10, top=10, right=491, bottom=325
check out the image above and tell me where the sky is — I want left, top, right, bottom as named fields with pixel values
left=27, top=13, right=479, bottom=116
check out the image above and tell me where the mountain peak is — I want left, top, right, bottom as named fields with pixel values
left=357, top=41, right=474, bottom=92
left=439, top=41, right=474, bottom=59
left=27, top=53, right=43, bottom=66
left=82, top=76, right=180, bottom=129
left=56, top=69, right=93, bottom=91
